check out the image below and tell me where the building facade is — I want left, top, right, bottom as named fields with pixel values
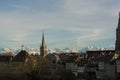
left=116, top=12, right=120, bottom=53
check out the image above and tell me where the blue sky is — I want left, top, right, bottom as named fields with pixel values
left=0, top=0, right=119, bottom=49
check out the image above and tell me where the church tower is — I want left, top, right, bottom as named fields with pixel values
left=40, top=33, right=47, bottom=57
left=115, top=12, right=120, bottom=53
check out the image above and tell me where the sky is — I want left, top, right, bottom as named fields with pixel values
left=0, top=0, right=119, bottom=49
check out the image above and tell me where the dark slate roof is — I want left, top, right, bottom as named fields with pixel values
left=13, top=50, right=30, bottom=62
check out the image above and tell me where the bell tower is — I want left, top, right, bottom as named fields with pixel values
left=40, top=33, right=47, bottom=57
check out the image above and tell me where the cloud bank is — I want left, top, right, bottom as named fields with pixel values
left=0, top=0, right=119, bottom=49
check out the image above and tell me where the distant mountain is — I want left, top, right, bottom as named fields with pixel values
left=49, top=48, right=79, bottom=53
left=0, top=46, right=115, bottom=55
left=80, top=46, right=115, bottom=53
left=48, top=48, right=62, bottom=53
left=0, top=48, right=17, bottom=56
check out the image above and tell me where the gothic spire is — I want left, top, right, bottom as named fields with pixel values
left=40, top=33, right=47, bottom=57
left=42, top=33, right=45, bottom=47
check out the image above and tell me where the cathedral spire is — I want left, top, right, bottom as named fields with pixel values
left=42, top=33, right=45, bottom=47
left=40, top=33, right=47, bottom=57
